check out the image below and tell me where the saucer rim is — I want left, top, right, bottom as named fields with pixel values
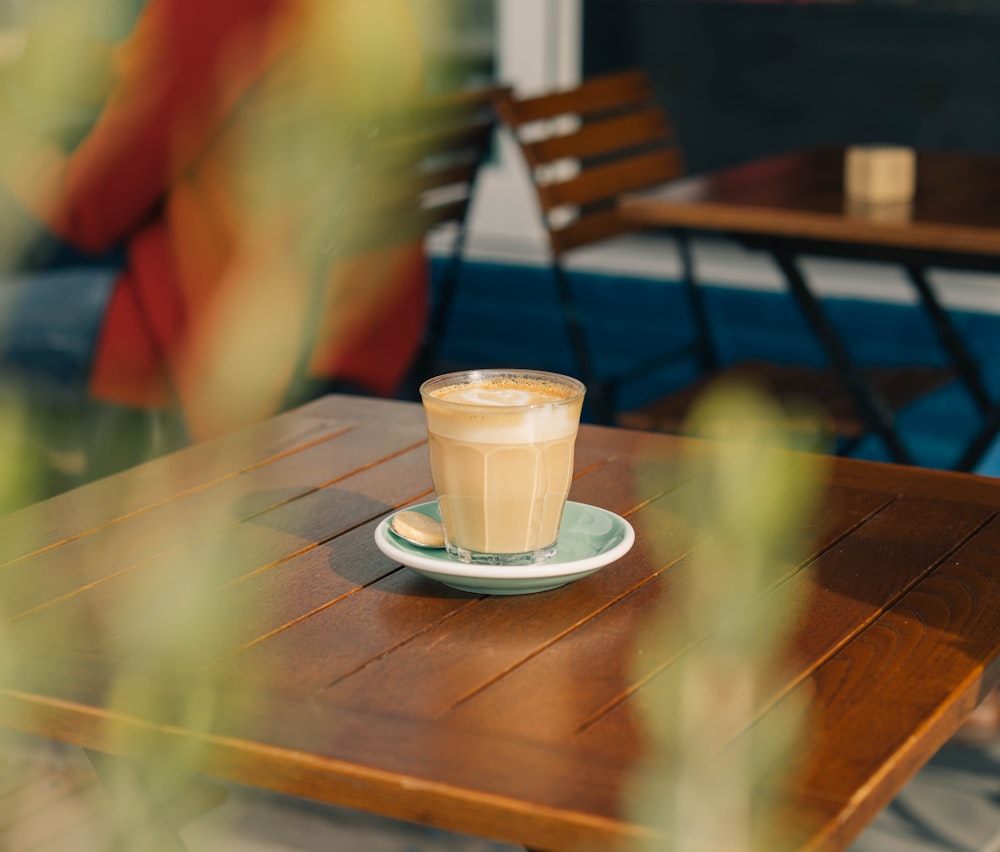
left=374, top=500, right=634, bottom=582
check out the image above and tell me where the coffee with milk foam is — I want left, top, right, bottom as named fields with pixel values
left=422, top=373, right=585, bottom=562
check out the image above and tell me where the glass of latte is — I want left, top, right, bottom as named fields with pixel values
left=419, top=369, right=586, bottom=566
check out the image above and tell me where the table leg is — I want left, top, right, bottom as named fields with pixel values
left=413, top=219, right=473, bottom=386
left=904, top=264, right=992, bottom=413
left=676, top=229, right=717, bottom=372
left=903, top=264, right=1000, bottom=471
left=903, top=264, right=1000, bottom=470
left=772, top=250, right=914, bottom=465
left=954, top=406, right=1000, bottom=472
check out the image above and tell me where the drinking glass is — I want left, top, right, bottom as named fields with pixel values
left=419, top=369, right=585, bottom=565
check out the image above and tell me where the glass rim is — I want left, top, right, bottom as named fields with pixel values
left=419, top=368, right=586, bottom=410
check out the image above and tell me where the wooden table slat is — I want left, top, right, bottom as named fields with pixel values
left=763, top=515, right=1000, bottom=848
left=2, top=395, right=999, bottom=851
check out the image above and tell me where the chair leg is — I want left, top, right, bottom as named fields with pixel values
left=675, top=229, right=716, bottom=372
left=905, top=263, right=991, bottom=413
left=956, top=404, right=1000, bottom=472
left=772, top=249, right=913, bottom=465
left=414, top=250, right=465, bottom=387
left=551, top=262, right=615, bottom=423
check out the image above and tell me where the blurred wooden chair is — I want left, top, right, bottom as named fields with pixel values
left=290, top=82, right=508, bottom=402
left=495, top=68, right=713, bottom=423
left=497, top=69, right=952, bottom=450
left=367, top=83, right=508, bottom=387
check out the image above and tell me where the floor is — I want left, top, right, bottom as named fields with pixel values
left=1, top=732, right=522, bottom=852
left=432, top=245, right=1000, bottom=475
left=850, top=742, right=1000, bottom=852
left=180, top=788, right=522, bottom=852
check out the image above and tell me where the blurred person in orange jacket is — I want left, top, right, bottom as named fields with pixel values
left=0, top=0, right=428, bottom=448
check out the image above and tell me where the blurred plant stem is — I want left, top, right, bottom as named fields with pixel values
left=628, top=376, right=828, bottom=851
left=0, top=395, right=38, bottom=511
left=0, top=0, right=439, bottom=845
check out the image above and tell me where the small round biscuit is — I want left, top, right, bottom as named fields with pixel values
left=391, top=510, right=446, bottom=548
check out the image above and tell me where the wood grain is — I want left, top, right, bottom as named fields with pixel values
left=1, top=395, right=999, bottom=851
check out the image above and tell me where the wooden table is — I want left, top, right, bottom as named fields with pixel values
left=1, top=393, right=999, bottom=851
left=619, top=146, right=1000, bottom=470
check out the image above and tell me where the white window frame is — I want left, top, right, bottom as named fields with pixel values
left=462, top=0, right=582, bottom=262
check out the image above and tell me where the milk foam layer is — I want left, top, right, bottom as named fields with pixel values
left=440, top=379, right=570, bottom=406
left=447, top=387, right=537, bottom=406
left=425, top=378, right=582, bottom=444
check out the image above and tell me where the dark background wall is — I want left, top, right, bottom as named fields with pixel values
left=583, top=0, right=1000, bottom=174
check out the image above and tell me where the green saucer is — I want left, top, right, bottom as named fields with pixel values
left=374, top=501, right=634, bottom=595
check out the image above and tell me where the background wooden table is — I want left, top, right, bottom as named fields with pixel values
left=619, top=147, right=1000, bottom=470
left=1, top=394, right=998, bottom=851
left=620, top=147, right=1000, bottom=257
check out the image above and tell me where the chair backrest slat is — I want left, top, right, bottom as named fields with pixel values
left=338, top=84, right=506, bottom=254
left=501, top=68, right=654, bottom=125
left=497, top=69, right=682, bottom=258
left=362, top=158, right=485, bottom=216
left=346, top=199, right=473, bottom=252
left=374, top=119, right=496, bottom=173
left=549, top=208, right=631, bottom=255
left=525, top=107, right=671, bottom=166
left=540, top=148, right=683, bottom=210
